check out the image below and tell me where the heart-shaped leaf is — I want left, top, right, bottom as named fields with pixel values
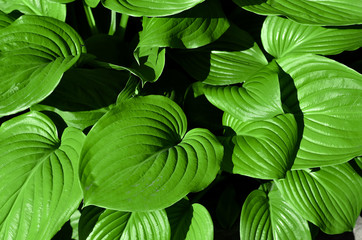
left=101, top=0, right=205, bottom=17
left=0, top=0, right=66, bottom=21
left=277, top=54, right=362, bottom=168
left=0, top=111, right=85, bottom=239
left=80, top=95, right=223, bottom=211
left=137, top=0, right=229, bottom=49
left=166, top=199, right=213, bottom=240
left=240, top=183, right=311, bottom=240
left=261, top=16, right=362, bottom=58
left=276, top=163, right=362, bottom=234
left=79, top=206, right=170, bottom=240
left=223, top=113, right=297, bottom=179
left=0, top=15, right=85, bottom=117
left=233, top=0, right=362, bottom=26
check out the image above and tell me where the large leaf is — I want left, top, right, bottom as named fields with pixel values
left=171, top=24, right=268, bottom=85
left=0, top=16, right=85, bottom=117
left=202, top=61, right=283, bottom=122
left=79, top=206, right=170, bottom=240
left=277, top=54, right=362, bottom=168
left=261, top=16, right=362, bottom=58
left=80, top=95, right=223, bottom=211
left=240, top=183, right=311, bottom=240
left=0, top=111, right=85, bottom=239
left=101, top=0, right=205, bottom=17
left=0, top=0, right=66, bottom=21
left=137, top=0, right=229, bottom=49
left=166, top=199, right=213, bottom=240
left=276, top=162, right=362, bottom=234
left=223, top=113, right=297, bottom=179
left=233, top=0, right=362, bottom=26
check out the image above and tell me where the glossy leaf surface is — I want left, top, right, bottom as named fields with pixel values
left=80, top=95, right=223, bottom=211
left=0, top=111, right=84, bottom=239
left=0, top=16, right=85, bottom=117
left=276, top=163, right=362, bottom=234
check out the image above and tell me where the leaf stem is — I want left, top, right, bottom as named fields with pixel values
left=83, top=1, right=98, bottom=35
left=118, top=14, right=129, bottom=40
left=108, top=11, right=117, bottom=36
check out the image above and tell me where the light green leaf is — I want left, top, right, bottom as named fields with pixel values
left=31, top=68, right=130, bottom=130
left=70, top=210, right=81, bottom=240
left=171, top=24, right=268, bottom=85
left=0, top=111, right=85, bottom=239
left=101, top=0, right=205, bottom=17
left=80, top=95, right=223, bottom=211
left=262, top=16, right=362, bottom=58
left=138, top=0, right=229, bottom=49
left=233, top=0, right=362, bottom=26
left=80, top=206, right=170, bottom=240
left=166, top=199, right=213, bottom=240
left=240, top=184, right=311, bottom=240
left=0, top=10, right=13, bottom=29
left=276, top=163, right=362, bottom=234
left=202, top=61, right=283, bottom=122
left=49, top=0, right=76, bottom=3
left=79, top=207, right=105, bottom=240
left=0, top=0, right=66, bottom=21
left=224, top=113, right=297, bottom=179
left=85, top=0, right=100, bottom=7
left=277, top=54, right=362, bottom=168
left=0, top=16, right=85, bottom=117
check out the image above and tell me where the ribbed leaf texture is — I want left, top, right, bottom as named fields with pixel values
left=0, top=111, right=85, bottom=239
left=80, top=95, right=223, bottom=211
left=0, top=10, right=13, bottom=28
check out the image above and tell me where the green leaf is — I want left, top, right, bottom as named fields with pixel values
left=261, top=16, right=362, bottom=58
left=166, top=199, right=213, bottom=240
left=0, top=0, right=66, bottom=21
left=49, top=0, right=76, bottom=3
left=233, top=0, right=362, bottom=26
left=277, top=54, right=362, bottom=168
left=171, top=24, right=268, bottom=85
left=0, top=10, right=13, bottom=29
left=276, top=163, right=362, bottom=234
left=31, top=68, right=130, bottom=130
left=101, top=0, right=205, bottom=17
left=78, top=207, right=105, bottom=240
left=80, top=206, right=170, bottom=240
left=137, top=0, right=229, bottom=49
left=0, top=15, right=85, bottom=117
left=224, top=113, right=297, bottom=179
left=70, top=210, right=81, bottom=240
left=0, top=111, right=85, bottom=239
left=85, top=0, right=100, bottom=8
left=202, top=61, right=284, bottom=122
left=240, top=183, right=311, bottom=240
left=80, top=95, right=223, bottom=211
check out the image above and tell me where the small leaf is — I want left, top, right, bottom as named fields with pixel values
left=233, top=0, right=362, bottom=26
left=0, top=15, right=85, bottom=117
left=276, top=163, right=362, bottom=234
left=101, top=0, right=205, bottom=17
left=262, top=16, right=362, bottom=58
left=70, top=210, right=81, bottom=240
left=240, top=184, right=311, bottom=240
left=138, top=0, right=229, bottom=49
left=80, top=95, right=223, bottom=211
left=85, top=0, right=100, bottom=7
left=0, top=111, right=85, bottom=239
left=0, top=0, right=66, bottom=21
left=277, top=54, right=362, bottom=168
left=80, top=206, right=170, bottom=240
left=166, top=199, right=213, bottom=240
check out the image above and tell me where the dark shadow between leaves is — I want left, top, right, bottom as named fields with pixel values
left=166, top=199, right=193, bottom=240
left=349, top=158, right=362, bottom=178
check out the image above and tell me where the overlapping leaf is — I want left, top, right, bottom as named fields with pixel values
left=0, top=11, right=13, bottom=29
left=261, top=16, right=362, bottom=58
left=276, top=163, right=362, bottom=234
left=0, top=0, right=66, bottom=21
left=0, top=111, right=85, bottom=239
left=137, top=0, right=229, bottom=49
left=223, top=113, right=297, bottom=179
left=0, top=16, right=85, bottom=117
left=172, top=24, right=268, bottom=85
left=240, top=184, right=311, bottom=240
left=233, top=0, right=362, bottom=26
left=166, top=199, right=213, bottom=240
left=79, top=206, right=170, bottom=240
left=101, top=0, right=205, bottom=17
left=80, top=95, right=223, bottom=211
left=277, top=54, right=362, bottom=168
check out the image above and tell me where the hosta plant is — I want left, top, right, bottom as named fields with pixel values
left=0, top=0, right=361, bottom=239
